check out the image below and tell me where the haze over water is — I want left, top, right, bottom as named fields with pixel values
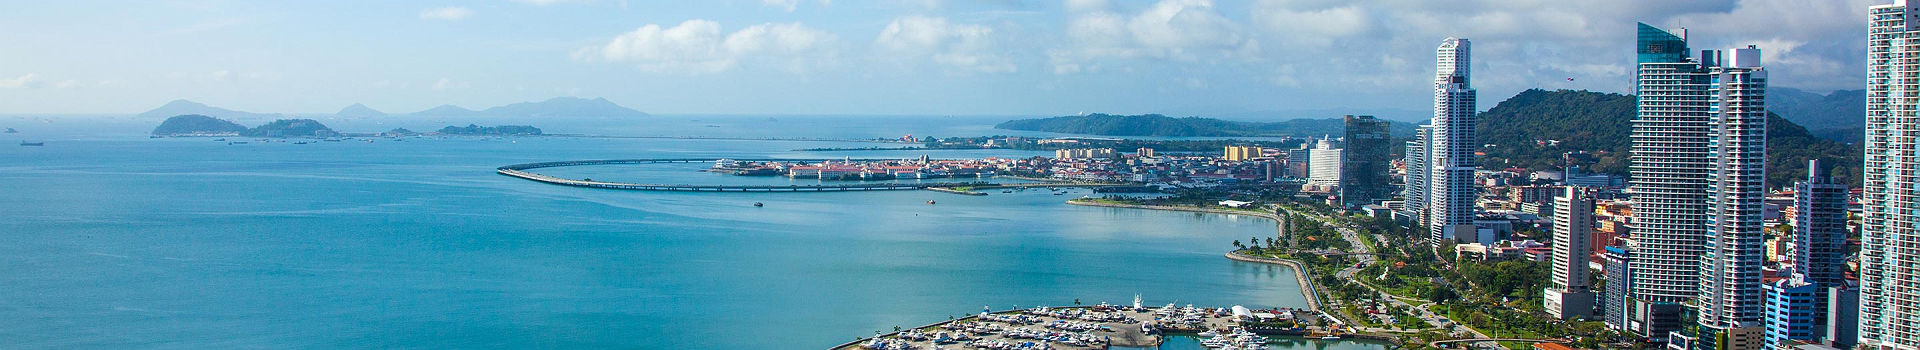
left=0, top=116, right=1384, bottom=349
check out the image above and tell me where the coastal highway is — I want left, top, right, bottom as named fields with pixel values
left=1278, top=207, right=1497, bottom=347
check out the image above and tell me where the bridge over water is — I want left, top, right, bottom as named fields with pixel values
left=495, top=158, right=1121, bottom=193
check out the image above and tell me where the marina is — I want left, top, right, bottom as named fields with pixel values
left=835, top=299, right=1335, bottom=350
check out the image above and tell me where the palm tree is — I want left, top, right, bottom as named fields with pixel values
left=1233, top=240, right=1245, bottom=251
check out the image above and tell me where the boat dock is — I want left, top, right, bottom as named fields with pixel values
left=832, top=303, right=1324, bottom=350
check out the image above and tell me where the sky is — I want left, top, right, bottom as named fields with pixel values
left=0, top=0, right=1878, bottom=117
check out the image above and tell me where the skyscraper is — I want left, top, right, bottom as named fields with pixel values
left=1758, top=159, right=1850, bottom=348
left=1794, top=159, right=1848, bottom=288
left=1308, top=139, right=1342, bottom=189
left=1341, top=115, right=1392, bottom=208
left=1628, top=23, right=1769, bottom=348
left=1863, top=1, right=1920, bottom=347
left=1604, top=246, right=1632, bottom=331
left=1545, top=186, right=1596, bottom=320
left=1694, top=45, right=1768, bottom=350
left=1401, top=125, right=1433, bottom=226
left=1427, top=38, right=1477, bottom=247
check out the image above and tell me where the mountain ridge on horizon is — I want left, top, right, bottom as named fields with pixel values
left=135, top=97, right=649, bottom=120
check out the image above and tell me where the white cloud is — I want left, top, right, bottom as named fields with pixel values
left=511, top=0, right=575, bottom=6
left=420, top=7, right=474, bottom=21
left=1048, top=0, right=1253, bottom=74
left=876, top=16, right=1015, bottom=73
left=582, top=20, right=837, bottom=74
left=1252, top=0, right=1370, bottom=45
left=1064, top=0, right=1109, bottom=13
left=0, top=74, right=43, bottom=89
left=432, top=78, right=469, bottom=90
left=762, top=0, right=799, bottom=12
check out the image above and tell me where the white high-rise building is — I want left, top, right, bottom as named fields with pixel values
left=1628, top=23, right=1769, bottom=349
left=1696, top=46, right=1768, bottom=350
left=1401, top=125, right=1433, bottom=226
left=1427, top=38, right=1477, bottom=247
left=1309, top=139, right=1342, bottom=188
left=1862, top=1, right=1920, bottom=348
left=1545, top=186, right=1596, bottom=320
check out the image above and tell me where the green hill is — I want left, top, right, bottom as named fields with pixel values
left=1476, top=89, right=1859, bottom=188
left=243, top=119, right=338, bottom=138
left=1770, top=87, right=1863, bottom=144
left=152, top=114, right=248, bottom=136
left=995, top=113, right=1416, bottom=138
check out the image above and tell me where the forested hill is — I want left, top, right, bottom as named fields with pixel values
left=994, top=113, right=1417, bottom=138
left=1476, top=89, right=1860, bottom=188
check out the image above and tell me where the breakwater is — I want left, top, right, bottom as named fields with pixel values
left=497, top=158, right=1120, bottom=193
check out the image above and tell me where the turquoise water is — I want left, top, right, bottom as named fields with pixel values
left=0, top=117, right=1384, bottom=349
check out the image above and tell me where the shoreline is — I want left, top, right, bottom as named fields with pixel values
left=1062, top=200, right=1327, bottom=314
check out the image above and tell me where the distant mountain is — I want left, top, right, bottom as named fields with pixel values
left=994, top=113, right=1416, bottom=138
left=243, top=119, right=337, bottom=138
left=1770, top=87, right=1863, bottom=143
left=1476, top=89, right=1860, bottom=188
left=152, top=114, right=248, bottom=136
left=437, top=124, right=542, bottom=136
left=410, top=104, right=481, bottom=117
left=137, top=100, right=279, bottom=120
left=336, top=103, right=387, bottom=118
left=478, top=97, right=649, bottom=118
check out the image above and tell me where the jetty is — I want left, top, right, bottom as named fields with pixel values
left=496, top=158, right=1123, bottom=193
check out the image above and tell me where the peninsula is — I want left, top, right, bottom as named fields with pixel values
left=995, top=113, right=1417, bottom=138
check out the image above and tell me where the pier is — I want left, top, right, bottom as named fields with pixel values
left=496, top=158, right=1121, bottom=193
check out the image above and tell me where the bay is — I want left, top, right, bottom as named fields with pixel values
left=0, top=116, right=1383, bottom=349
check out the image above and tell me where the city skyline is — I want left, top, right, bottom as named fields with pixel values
left=0, top=0, right=1876, bottom=117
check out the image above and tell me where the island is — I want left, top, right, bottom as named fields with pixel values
left=437, top=124, right=542, bottom=136
left=152, top=114, right=249, bottom=136
left=246, top=119, right=338, bottom=138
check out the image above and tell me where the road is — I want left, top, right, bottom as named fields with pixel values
left=1276, top=206, right=1499, bottom=347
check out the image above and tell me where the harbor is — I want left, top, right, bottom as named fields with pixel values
left=833, top=299, right=1347, bottom=350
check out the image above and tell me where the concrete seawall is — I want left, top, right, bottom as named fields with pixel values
left=1221, top=252, right=1324, bottom=312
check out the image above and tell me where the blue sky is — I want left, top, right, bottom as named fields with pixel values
left=0, top=0, right=1875, bottom=117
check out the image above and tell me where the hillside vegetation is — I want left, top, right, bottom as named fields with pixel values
left=995, top=113, right=1416, bottom=138
left=1476, top=89, right=1860, bottom=188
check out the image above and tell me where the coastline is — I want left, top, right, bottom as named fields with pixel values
left=1062, top=200, right=1327, bottom=314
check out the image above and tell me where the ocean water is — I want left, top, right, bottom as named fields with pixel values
left=0, top=116, right=1384, bottom=349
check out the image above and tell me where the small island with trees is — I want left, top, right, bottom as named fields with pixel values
left=150, top=114, right=542, bottom=138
